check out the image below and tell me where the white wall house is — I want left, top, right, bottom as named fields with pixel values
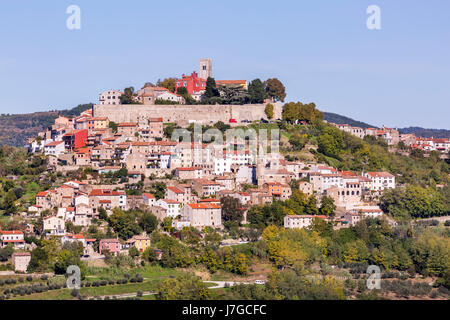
left=364, top=172, right=395, bottom=191
left=155, top=199, right=181, bottom=218
left=99, top=90, right=123, bottom=105
left=44, top=141, right=65, bottom=156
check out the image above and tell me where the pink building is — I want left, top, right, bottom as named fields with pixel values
left=99, top=238, right=121, bottom=255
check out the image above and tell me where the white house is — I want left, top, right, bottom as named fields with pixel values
left=44, top=141, right=65, bottom=156
left=142, top=193, right=156, bottom=206
left=181, top=203, right=222, bottom=228
left=155, top=199, right=181, bottom=218
left=43, top=216, right=66, bottom=236
left=99, top=89, right=123, bottom=105
left=284, top=215, right=327, bottom=229
left=0, top=230, right=25, bottom=249
left=364, top=172, right=395, bottom=191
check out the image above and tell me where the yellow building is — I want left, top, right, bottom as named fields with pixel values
left=127, top=235, right=151, bottom=253
left=88, top=117, right=109, bottom=130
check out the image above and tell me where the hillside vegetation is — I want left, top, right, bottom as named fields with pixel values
left=0, top=104, right=93, bottom=147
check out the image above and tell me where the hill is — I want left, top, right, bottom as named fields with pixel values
left=323, top=112, right=450, bottom=138
left=0, top=104, right=93, bottom=147
left=398, top=127, right=450, bottom=139
left=322, top=112, right=375, bottom=129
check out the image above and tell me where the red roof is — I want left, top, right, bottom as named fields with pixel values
left=118, top=122, right=137, bottom=127
left=45, top=141, right=64, bottom=147
left=89, top=189, right=125, bottom=196
left=187, top=203, right=221, bottom=209
left=0, top=230, right=23, bottom=235
left=367, top=172, right=394, bottom=178
left=167, top=186, right=184, bottom=194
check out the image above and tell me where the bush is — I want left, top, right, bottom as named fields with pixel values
left=70, top=289, right=79, bottom=297
left=40, top=275, right=48, bottom=281
left=137, top=291, right=143, bottom=297
left=26, top=276, right=33, bottom=282
left=108, top=280, right=115, bottom=285
left=444, top=221, right=450, bottom=227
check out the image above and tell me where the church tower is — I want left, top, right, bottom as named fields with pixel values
left=199, top=58, right=212, bottom=79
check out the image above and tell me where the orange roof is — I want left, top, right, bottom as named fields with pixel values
left=118, top=122, right=137, bottom=127
left=216, top=80, right=247, bottom=85
left=0, top=230, right=23, bottom=235
left=367, top=172, right=394, bottom=178
left=89, top=189, right=125, bottom=196
left=199, top=198, right=220, bottom=203
left=45, top=141, right=64, bottom=147
left=143, top=193, right=155, bottom=199
left=160, top=199, right=180, bottom=204
left=167, top=186, right=183, bottom=194
left=187, top=203, right=221, bottom=209
left=176, top=167, right=202, bottom=171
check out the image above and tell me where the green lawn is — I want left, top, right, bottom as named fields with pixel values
left=10, top=265, right=184, bottom=300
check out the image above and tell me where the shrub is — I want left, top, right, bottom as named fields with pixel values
left=70, top=289, right=79, bottom=298
left=137, top=291, right=143, bottom=297
left=40, top=275, right=48, bottom=281
left=26, top=276, right=33, bottom=282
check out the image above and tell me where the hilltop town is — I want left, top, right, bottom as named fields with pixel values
left=0, top=59, right=448, bottom=301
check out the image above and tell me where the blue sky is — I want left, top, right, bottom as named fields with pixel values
left=0, top=0, right=449, bottom=129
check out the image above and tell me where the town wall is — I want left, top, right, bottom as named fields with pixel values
left=92, top=102, right=282, bottom=126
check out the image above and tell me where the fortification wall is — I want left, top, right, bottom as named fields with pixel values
left=92, top=102, right=282, bottom=125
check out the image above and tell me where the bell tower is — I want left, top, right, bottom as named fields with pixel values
left=199, top=58, right=212, bottom=79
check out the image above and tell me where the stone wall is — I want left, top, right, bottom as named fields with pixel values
left=92, top=102, right=282, bottom=126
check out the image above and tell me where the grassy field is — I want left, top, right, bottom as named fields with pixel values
left=10, top=265, right=185, bottom=300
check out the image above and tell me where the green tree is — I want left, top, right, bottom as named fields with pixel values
left=248, top=79, right=267, bottom=103
left=265, top=103, right=274, bottom=119
left=204, top=77, right=220, bottom=99
left=108, top=208, right=142, bottom=240
left=264, top=78, right=286, bottom=102
left=156, top=274, right=211, bottom=300
left=120, top=87, right=140, bottom=104
left=108, top=121, right=118, bottom=133
left=137, top=211, right=158, bottom=234
left=157, top=78, right=176, bottom=93
left=305, top=194, right=319, bottom=215
left=221, top=196, right=245, bottom=226
left=319, top=196, right=336, bottom=217
left=129, top=246, right=140, bottom=258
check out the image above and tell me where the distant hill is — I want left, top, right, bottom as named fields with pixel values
left=323, top=112, right=449, bottom=139
left=323, top=112, right=375, bottom=129
left=0, top=104, right=93, bottom=147
left=398, top=127, right=450, bottom=139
